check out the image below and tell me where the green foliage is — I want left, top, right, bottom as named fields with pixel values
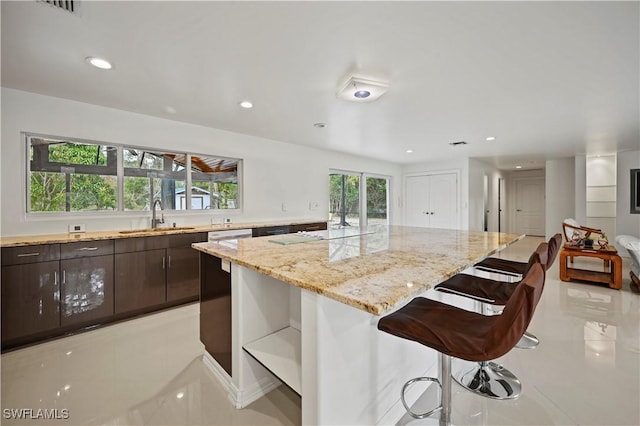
left=124, top=177, right=150, bottom=211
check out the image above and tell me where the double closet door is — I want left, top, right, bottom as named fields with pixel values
left=405, top=173, right=458, bottom=229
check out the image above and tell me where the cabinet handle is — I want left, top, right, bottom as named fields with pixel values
left=62, top=270, right=66, bottom=284
left=430, top=212, right=435, bottom=215
left=54, top=271, right=58, bottom=285
left=17, top=252, right=40, bottom=257
left=168, top=255, right=171, bottom=269
left=76, top=247, right=98, bottom=251
left=162, top=256, right=166, bottom=269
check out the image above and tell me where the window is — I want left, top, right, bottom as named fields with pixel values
left=26, top=134, right=241, bottom=214
left=329, top=171, right=389, bottom=228
left=29, top=137, right=117, bottom=212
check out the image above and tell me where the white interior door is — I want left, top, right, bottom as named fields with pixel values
left=405, top=175, right=430, bottom=227
left=428, top=173, right=458, bottom=229
left=405, top=173, right=458, bottom=229
left=514, top=178, right=545, bottom=236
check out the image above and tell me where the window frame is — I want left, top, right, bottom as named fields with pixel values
left=329, top=168, right=391, bottom=228
left=24, top=132, right=243, bottom=217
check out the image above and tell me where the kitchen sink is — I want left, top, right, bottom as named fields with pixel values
left=118, top=226, right=196, bottom=234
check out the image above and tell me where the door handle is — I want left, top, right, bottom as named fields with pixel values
left=516, top=209, right=522, bottom=212
left=430, top=212, right=434, bottom=215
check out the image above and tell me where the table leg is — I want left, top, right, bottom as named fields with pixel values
left=610, top=255, right=622, bottom=289
left=559, top=251, right=569, bottom=282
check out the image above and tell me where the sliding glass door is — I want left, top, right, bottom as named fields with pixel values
left=329, top=171, right=389, bottom=228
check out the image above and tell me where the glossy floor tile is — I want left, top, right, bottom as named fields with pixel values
left=1, top=237, right=639, bottom=425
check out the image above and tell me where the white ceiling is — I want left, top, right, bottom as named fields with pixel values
left=2, top=1, right=638, bottom=169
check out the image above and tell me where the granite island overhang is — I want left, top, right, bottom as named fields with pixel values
left=192, top=225, right=524, bottom=424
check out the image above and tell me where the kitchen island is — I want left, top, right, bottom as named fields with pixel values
left=193, top=225, right=523, bottom=425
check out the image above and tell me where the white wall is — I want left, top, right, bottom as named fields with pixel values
left=574, top=155, right=587, bottom=226
left=0, top=88, right=403, bottom=236
left=617, top=149, right=640, bottom=237
left=468, top=159, right=504, bottom=232
left=402, top=157, right=469, bottom=229
left=545, top=158, right=575, bottom=239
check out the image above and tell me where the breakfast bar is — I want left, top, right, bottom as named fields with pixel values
left=193, top=225, right=523, bottom=425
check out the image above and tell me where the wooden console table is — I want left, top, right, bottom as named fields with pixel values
left=559, top=244, right=622, bottom=289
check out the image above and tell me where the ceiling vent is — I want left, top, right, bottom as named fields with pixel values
left=336, top=76, right=389, bottom=103
left=39, top=0, right=76, bottom=13
left=449, top=141, right=468, bottom=146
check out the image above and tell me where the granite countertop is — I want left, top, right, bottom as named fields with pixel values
left=0, top=219, right=326, bottom=247
left=192, top=225, right=524, bottom=315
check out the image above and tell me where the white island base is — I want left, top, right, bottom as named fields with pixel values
left=203, top=264, right=441, bottom=425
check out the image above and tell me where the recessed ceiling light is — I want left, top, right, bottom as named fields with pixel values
left=485, top=136, right=496, bottom=141
left=239, top=101, right=253, bottom=109
left=406, top=149, right=414, bottom=153
left=516, top=165, right=522, bottom=169
left=85, top=56, right=112, bottom=70
left=313, top=123, right=327, bottom=128
left=354, top=89, right=371, bottom=99
left=336, top=76, right=389, bottom=103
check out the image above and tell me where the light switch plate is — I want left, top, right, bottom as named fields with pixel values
left=309, top=201, right=320, bottom=210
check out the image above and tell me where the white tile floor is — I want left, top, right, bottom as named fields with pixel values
left=1, top=237, right=639, bottom=425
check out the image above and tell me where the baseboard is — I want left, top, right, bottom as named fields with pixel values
left=201, top=352, right=281, bottom=409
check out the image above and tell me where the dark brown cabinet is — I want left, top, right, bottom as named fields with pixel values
left=200, top=254, right=232, bottom=375
left=1, top=260, right=60, bottom=344
left=289, top=222, right=328, bottom=233
left=114, top=233, right=207, bottom=314
left=60, top=240, right=114, bottom=327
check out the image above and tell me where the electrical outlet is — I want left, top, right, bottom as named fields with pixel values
left=68, top=223, right=85, bottom=233
left=224, top=217, right=232, bottom=224
left=282, top=203, right=288, bottom=212
left=309, top=201, right=320, bottom=211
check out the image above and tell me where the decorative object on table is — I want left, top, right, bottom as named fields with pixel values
left=583, top=238, right=594, bottom=249
left=597, top=232, right=609, bottom=250
left=562, top=218, right=606, bottom=248
left=570, top=230, right=584, bottom=247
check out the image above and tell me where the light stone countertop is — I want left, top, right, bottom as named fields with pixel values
left=0, top=219, right=326, bottom=247
left=192, top=225, right=525, bottom=315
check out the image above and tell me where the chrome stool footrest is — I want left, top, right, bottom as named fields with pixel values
left=401, top=377, right=443, bottom=419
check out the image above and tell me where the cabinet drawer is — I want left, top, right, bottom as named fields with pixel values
left=168, top=232, right=208, bottom=248
left=115, top=236, right=168, bottom=253
left=1, top=244, right=60, bottom=266
left=290, top=222, right=328, bottom=233
left=61, top=240, right=114, bottom=259
left=252, top=226, right=290, bottom=237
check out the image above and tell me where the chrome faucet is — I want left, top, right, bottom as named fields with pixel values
left=151, top=199, right=165, bottom=228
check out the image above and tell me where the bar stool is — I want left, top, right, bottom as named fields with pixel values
left=378, top=263, right=545, bottom=422
left=474, top=233, right=562, bottom=276
left=433, top=248, right=546, bottom=399
left=467, top=233, right=562, bottom=349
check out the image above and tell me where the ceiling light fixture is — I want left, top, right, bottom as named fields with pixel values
left=239, top=101, right=253, bottom=109
left=85, top=56, right=112, bottom=70
left=516, top=165, right=522, bottom=169
left=406, top=149, right=414, bottom=153
left=337, top=76, right=389, bottom=103
left=486, top=136, right=496, bottom=141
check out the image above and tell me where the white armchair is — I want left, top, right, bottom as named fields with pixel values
left=615, top=235, right=640, bottom=288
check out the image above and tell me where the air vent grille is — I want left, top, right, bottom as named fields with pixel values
left=39, top=0, right=76, bottom=13
left=449, top=141, right=468, bottom=146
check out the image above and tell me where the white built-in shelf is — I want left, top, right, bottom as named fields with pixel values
left=243, top=326, right=301, bottom=395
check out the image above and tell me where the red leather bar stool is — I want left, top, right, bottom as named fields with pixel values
left=378, top=263, right=545, bottom=422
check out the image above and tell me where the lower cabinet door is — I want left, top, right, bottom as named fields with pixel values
left=114, top=249, right=166, bottom=314
left=60, top=255, right=114, bottom=327
left=200, top=254, right=231, bottom=375
left=1, top=261, right=60, bottom=344
left=166, top=246, right=200, bottom=302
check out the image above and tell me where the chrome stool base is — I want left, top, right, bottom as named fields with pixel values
left=515, top=331, right=539, bottom=349
left=453, top=361, right=521, bottom=400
